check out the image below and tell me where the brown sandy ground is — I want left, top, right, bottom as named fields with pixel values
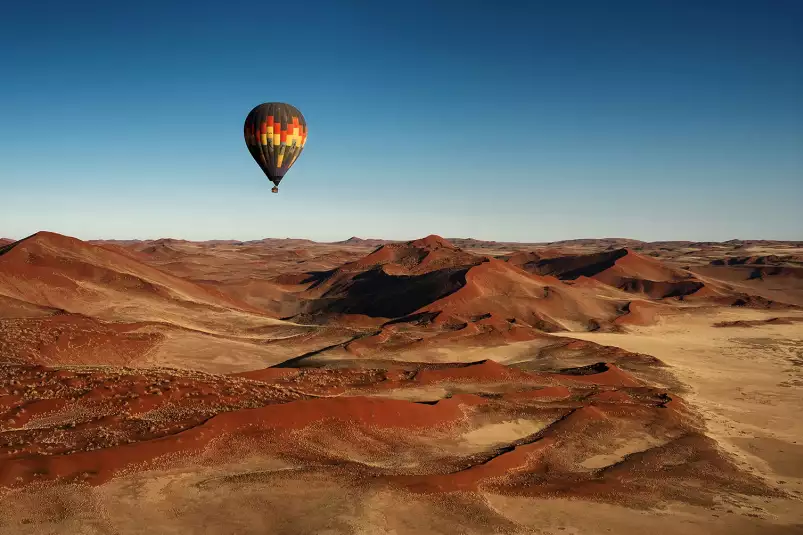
left=0, top=233, right=802, bottom=533
left=554, top=306, right=803, bottom=533
left=0, top=343, right=797, bottom=534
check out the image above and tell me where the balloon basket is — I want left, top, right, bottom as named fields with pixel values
left=271, top=186, right=279, bottom=193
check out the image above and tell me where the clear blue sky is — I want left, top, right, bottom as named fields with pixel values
left=1, top=0, right=801, bottom=242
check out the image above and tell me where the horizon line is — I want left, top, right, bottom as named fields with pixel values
left=3, top=230, right=801, bottom=247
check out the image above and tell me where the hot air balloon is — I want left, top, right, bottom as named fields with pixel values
left=244, top=102, right=308, bottom=193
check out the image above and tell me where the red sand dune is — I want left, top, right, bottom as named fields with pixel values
left=0, top=294, right=63, bottom=319
left=510, top=248, right=707, bottom=299
left=242, top=236, right=799, bottom=341
left=502, top=250, right=542, bottom=268
left=290, top=239, right=632, bottom=332
left=411, top=257, right=626, bottom=332
left=547, top=362, right=641, bottom=387
left=2, top=232, right=796, bottom=375
left=290, top=236, right=481, bottom=321
left=0, top=232, right=265, bottom=319
left=397, top=437, right=559, bottom=493
left=198, top=277, right=300, bottom=317
left=0, top=358, right=672, bottom=491
left=413, top=359, right=540, bottom=385
left=689, top=263, right=803, bottom=307
left=0, top=314, right=162, bottom=366
left=246, top=358, right=646, bottom=396
left=340, top=234, right=481, bottom=274
left=0, top=363, right=491, bottom=487
left=390, top=400, right=752, bottom=500
left=344, top=313, right=545, bottom=357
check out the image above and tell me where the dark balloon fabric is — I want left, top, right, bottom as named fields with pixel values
left=244, top=102, right=307, bottom=186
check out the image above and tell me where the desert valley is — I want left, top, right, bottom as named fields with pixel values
left=0, top=231, right=801, bottom=534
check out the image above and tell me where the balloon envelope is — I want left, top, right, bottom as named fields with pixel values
left=244, top=102, right=307, bottom=188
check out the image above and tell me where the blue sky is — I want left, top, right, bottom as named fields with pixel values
left=1, top=0, right=801, bottom=242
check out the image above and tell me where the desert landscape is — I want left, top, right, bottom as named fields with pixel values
left=4, top=0, right=801, bottom=531
left=0, top=231, right=801, bottom=534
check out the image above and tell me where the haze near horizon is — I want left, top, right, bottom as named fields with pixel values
left=1, top=0, right=801, bottom=242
